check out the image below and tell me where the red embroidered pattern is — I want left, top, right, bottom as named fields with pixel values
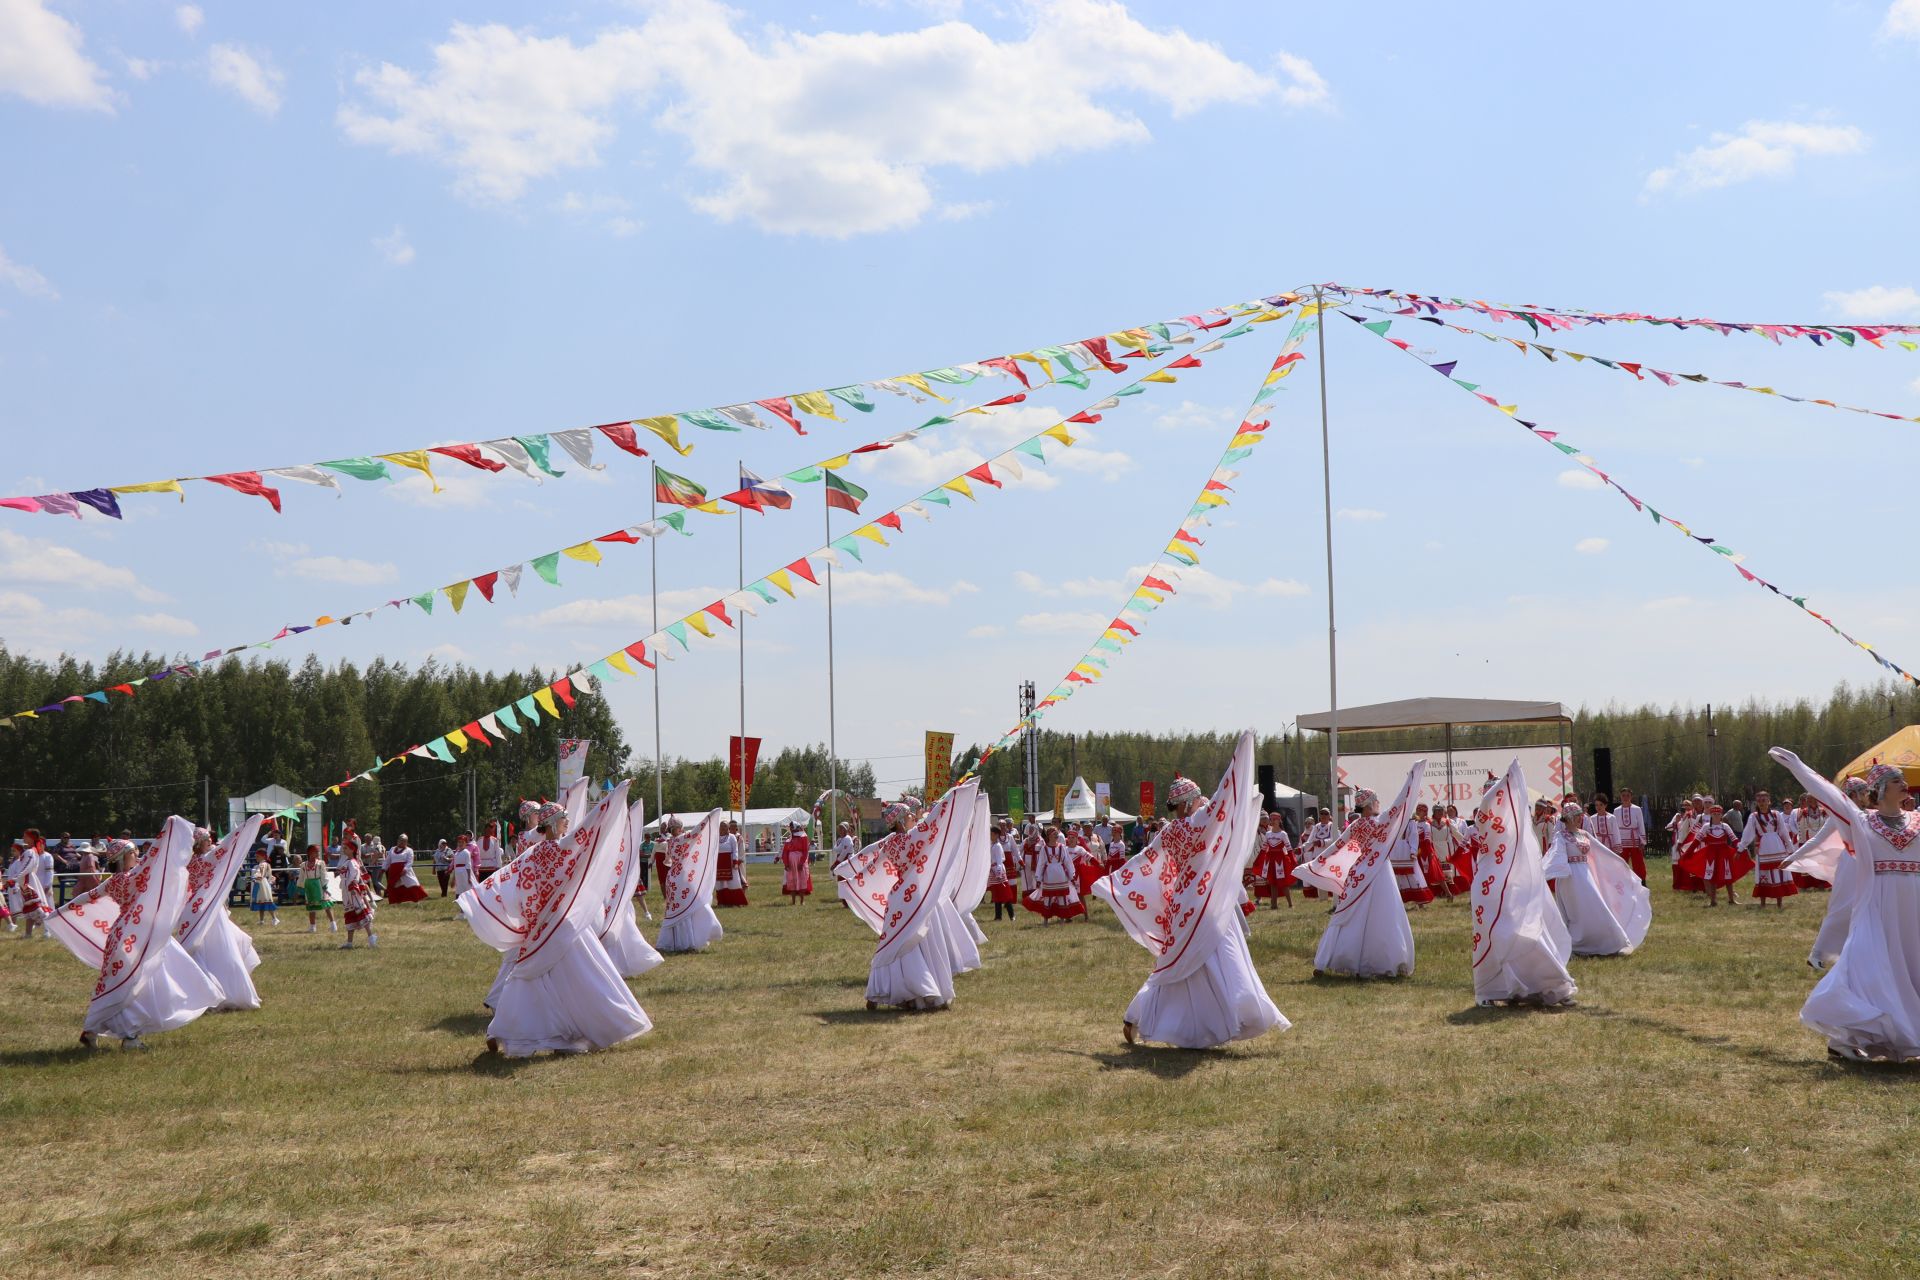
left=1873, top=859, right=1920, bottom=874
left=1867, top=811, right=1920, bottom=852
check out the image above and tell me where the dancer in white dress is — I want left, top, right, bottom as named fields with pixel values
left=1546, top=804, right=1652, bottom=957
left=177, top=818, right=266, bottom=1011
left=656, top=810, right=724, bottom=954
left=1469, top=762, right=1575, bottom=1007
left=462, top=786, right=651, bottom=1057
left=934, top=791, right=992, bottom=976
left=1296, top=761, right=1425, bottom=978
left=49, top=816, right=223, bottom=1049
left=1094, top=731, right=1285, bottom=1049
left=596, top=797, right=665, bottom=978
left=1788, top=776, right=1869, bottom=969
left=837, top=788, right=977, bottom=1011
left=1770, top=752, right=1920, bottom=1061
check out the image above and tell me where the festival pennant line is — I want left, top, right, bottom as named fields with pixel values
left=240, top=304, right=1310, bottom=815
left=1325, top=283, right=1920, bottom=349
left=1342, top=310, right=1919, bottom=687
left=1, top=294, right=1284, bottom=523
left=1336, top=300, right=1920, bottom=425
left=0, top=311, right=1287, bottom=731
left=960, top=304, right=1321, bottom=778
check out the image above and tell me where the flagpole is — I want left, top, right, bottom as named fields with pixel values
left=651, top=462, right=663, bottom=835
left=738, top=458, right=747, bottom=835
left=825, top=474, right=839, bottom=849
left=1313, top=285, right=1341, bottom=824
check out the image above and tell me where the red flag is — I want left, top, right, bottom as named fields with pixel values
left=461, top=720, right=489, bottom=747
left=624, top=641, right=655, bottom=670
left=788, top=558, right=819, bottom=585
left=1143, top=576, right=1176, bottom=592
left=595, top=423, right=650, bottom=457
left=473, top=571, right=499, bottom=603
left=204, top=471, right=282, bottom=513
left=1168, top=355, right=1203, bottom=370
left=1066, top=411, right=1102, bottom=425
left=757, top=398, right=803, bottom=434
left=980, top=355, right=1030, bottom=387
left=553, top=676, right=576, bottom=708
left=875, top=511, right=903, bottom=531
left=429, top=444, right=506, bottom=472
left=706, top=601, right=734, bottom=628
left=596, top=529, right=641, bottom=544
left=728, top=735, right=762, bottom=811
left=1110, top=619, right=1138, bottom=636
left=1080, top=337, right=1127, bottom=373
left=965, top=462, right=1002, bottom=489
left=1174, top=529, right=1203, bottom=545
left=983, top=392, right=1026, bottom=408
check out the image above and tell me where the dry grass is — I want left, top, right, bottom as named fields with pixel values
left=1, top=866, right=1912, bottom=1279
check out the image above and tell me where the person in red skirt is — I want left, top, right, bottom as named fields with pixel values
left=1075, top=831, right=1106, bottom=903
left=1247, top=813, right=1295, bottom=909
left=1413, top=805, right=1453, bottom=902
left=1103, top=826, right=1130, bottom=875
left=1678, top=803, right=1749, bottom=906
left=1392, top=807, right=1435, bottom=907
left=986, top=824, right=1020, bottom=921
left=1024, top=825, right=1086, bottom=923
left=1435, top=805, right=1473, bottom=895
left=778, top=822, right=813, bottom=904
left=1668, top=796, right=1707, bottom=892
left=1742, top=791, right=1799, bottom=910
left=1789, top=792, right=1831, bottom=892
left=715, top=821, right=749, bottom=908
left=1611, top=789, right=1649, bottom=885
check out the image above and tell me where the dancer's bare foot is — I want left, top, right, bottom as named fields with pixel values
left=485, top=1037, right=501, bottom=1056
left=1122, top=1021, right=1137, bottom=1045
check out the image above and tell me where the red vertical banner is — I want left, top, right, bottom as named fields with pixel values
left=728, top=736, right=762, bottom=812
left=1138, top=780, right=1155, bottom=815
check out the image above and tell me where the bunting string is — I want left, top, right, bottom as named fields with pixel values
left=1, top=292, right=1286, bottom=522
left=1325, top=283, right=1920, bottom=349
left=0, top=304, right=1290, bottom=731
left=240, top=301, right=1312, bottom=817
left=960, top=303, right=1321, bottom=779
left=1338, top=301, right=1920, bottom=426
left=1341, top=310, right=1919, bottom=687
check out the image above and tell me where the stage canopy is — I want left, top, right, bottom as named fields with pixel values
left=1838, top=726, right=1920, bottom=786
left=1299, top=697, right=1569, bottom=733
left=643, top=806, right=811, bottom=836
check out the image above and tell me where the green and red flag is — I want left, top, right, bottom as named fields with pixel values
left=824, top=470, right=868, bottom=513
left=653, top=467, right=709, bottom=508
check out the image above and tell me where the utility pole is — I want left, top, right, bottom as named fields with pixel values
left=1706, top=702, right=1720, bottom=797
left=1019, top=680, right=1038, bottom=814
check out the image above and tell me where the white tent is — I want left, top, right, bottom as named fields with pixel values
left=643, top=807, right=811, bottom=837
left=1031, top=778, right=1136, bottom=824
left=1029, top=805, right=1137, bottom=824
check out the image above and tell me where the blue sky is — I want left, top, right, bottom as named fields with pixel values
left=2, top=0, right=1918, bottom=793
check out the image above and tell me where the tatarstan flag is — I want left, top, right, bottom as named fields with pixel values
left=824, top=470, right=868, bottom=513
left=654, top=467, right=709, bottom=508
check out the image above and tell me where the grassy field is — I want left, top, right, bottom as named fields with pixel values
left=0, top=864, right=1912, bottom=1279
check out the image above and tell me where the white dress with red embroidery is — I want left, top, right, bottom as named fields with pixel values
left=7, top=849, right=51, bottom=924
left=1790, top=810, right=1860, bottom=968
left=936, top=790, right=993, bottom=966
left=48, top=816, right=223, bottom=1041
left=460, top=784, right=650, bottom=1056
left=1024, top=842, right=1086, bottom=920
left=656, top=809, right=724, bottom=953
left=715, top=833, right=749, bottom=908
left=176, top=816, right=266, bottom=1011
left=1774, top=749, right=1920, bottom=1059
left=1470, top=765, right=1575, bottom=1006
left=1390, top=822, right=1433, bottom=904
left=340, top=858, right=377, bottom=929
left=1092, top=732, right=1284, bottom=1048
left=780, top=835, right=814, bottom=896
left=1303, top=761, right=1426, bottom=978
left=1548, top=826, right=1652, bottom=957
left=836, top=782, right=978, bottom=1009
left=1744, top=810, right=1800, bottom=900
left=594, top=798, right=663, bottom=979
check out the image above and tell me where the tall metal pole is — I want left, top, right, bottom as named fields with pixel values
left=650, top=463, right=663, bottom=830
left=1313, top=285, right=1342, bottom=823
left=825, top=479, right=839, bottom=845
left=737, top=459, right=747, bottom=834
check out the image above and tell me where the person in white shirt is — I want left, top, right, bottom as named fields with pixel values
left=1585, top=793, right=1617, bottom=850
left=450, top=832, right=477, bottom=897
left=475, top=820, right=505, bottom=879
left=1742, top=790, right=1799, bottom=909
left=1612, top=789, right=1649, bottom=884
left=831, top=822, right=858, bottom=868
left=715, top=821, right=748, bottom=907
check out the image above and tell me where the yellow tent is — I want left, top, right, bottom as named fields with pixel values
left=1837, top=725, right=1920, bottom=785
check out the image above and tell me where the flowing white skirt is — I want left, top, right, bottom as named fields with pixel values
left=933, top=900, right=981, bottom=978
left=85, top=937, right=224, bottom=1040
left=186, top=912, right=262, bottom=1011
left=1802, top=871, right=1920, bottom=1059
left=602, top=904, right=665, bottom=979
left=1475, top=891, right=1576, bottom=1007
left=1313, top=882, right=1416, bottom=978
left=1809, top=853, right=1860, bottom=970
left=657, top=903, right=723, bottom=954
left=1125, top=925, right=1288, bottom=1048
left=867, top=926, right=956, bottom=1009
left=488, top=931, right=652, bottom=1057
left=1558, top=863, right=1635, bottom=956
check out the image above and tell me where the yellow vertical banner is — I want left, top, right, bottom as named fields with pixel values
left=924, top=730, right=955, bottom=801
left=1053, top=784, right=1067, bottom=821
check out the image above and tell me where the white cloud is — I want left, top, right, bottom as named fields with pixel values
left=130, top=611, right=199, bottom=637
left=1822, top=285, right=1920, bottom=322
left=1910, top=376, right=1920, bottom=395
left=556, top=191, right=643, bottom=237
left=1884, top=0, right=1920, bottom=40
left=1154, top=400, right=1236, bottom=432
left=282, top=555, right=399, bottom=586
left=1274, top=51, right=1330, bottom=110
left=516, top=588, right=732, bottom=629
left=374, top=225, right=415, bottom=265
left=123, top=55, right=159, bottom=81
left=0, top=529, right=166, bottom=602
left=1642, top=119, right=1866, bottom=197
left=0, top=244, right=57, bottom=300
left=1574, top=537, right=1610, bottom=555
left=0, top=0, right=113, bottom=110
left=209, top=42, right=284, bottom=115
left=966, top=624, right=1004, bottom=639
left=829, top=570, right=978, bottom=605
left=338, top=1, right=1290, bottom=235
left=1014, top=564, right=1306, bottom=609
left=1557, top=469, right=1604, bottom=490
left=1681, top=456, right=1706, bottom=468
left=1016, top=609, right=1111, bottom=634
left=175, top=4, right=203, bottom=35
left=1642, top=595, right=1694, bottom=612
left=423, top=642, right=473, bottom=664
left=1336, top=507, right=1385, bottom=521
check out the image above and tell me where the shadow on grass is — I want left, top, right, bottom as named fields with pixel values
left=1569, top=1005, right=1916, bottom=1079
left=1445, top=1003, right=1578, bottom=1026
left=812, top=1006, right=949, bottom=1025
left=1069, top=1045, right=1225, bottom=1079
left=429, top=1011, right=492, bottom=1036
left=0, top=1045, right=97, bottom=1067
left=386, top=1051, right=573, bottom=1078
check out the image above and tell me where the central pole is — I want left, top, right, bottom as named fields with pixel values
left=825, top=478, right=839, bottom=848
left=738, top=460, right=747, bottom=835
left=1313, top=285, right=1342, bottom=824
left=650, top=463, right=663, bottom=834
